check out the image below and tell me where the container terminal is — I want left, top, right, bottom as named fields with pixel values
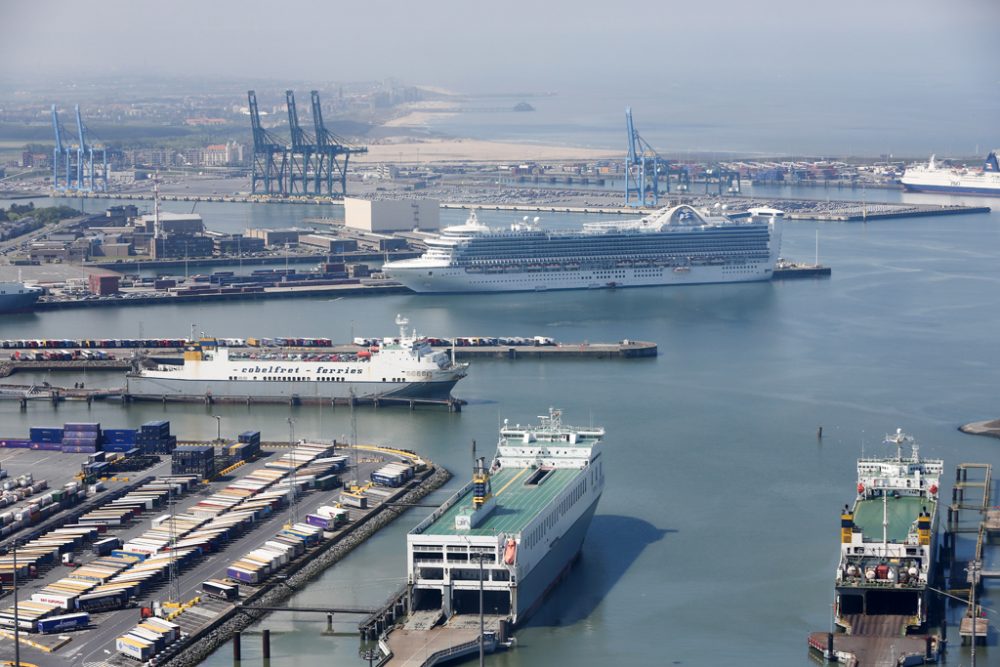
left=0, top=418, right=449, bottom=666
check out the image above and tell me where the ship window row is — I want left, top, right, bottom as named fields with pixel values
left=459, top=242, right=770, bottom=260
left=459, top=247, right=771, bottom=263
left=462, top=238, right=769, bottom=255
left=522, top=478, right=589, bottom=550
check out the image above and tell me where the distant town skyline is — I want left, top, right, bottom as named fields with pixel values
left=2, top=0, right=997, bottom=156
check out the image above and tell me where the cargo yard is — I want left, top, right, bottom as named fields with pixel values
left=0, top=419, right=448, bottom=666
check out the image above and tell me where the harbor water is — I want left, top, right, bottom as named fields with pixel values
left=1, top=192, right=998, bottom=664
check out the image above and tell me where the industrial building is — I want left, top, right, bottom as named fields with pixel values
left=297, top=234, right=359, bottom=254
left=343, top=197, right=439, bottom=232
left=245, top=228, right=303, bottom=247
left=135, top=213, right=205, bottom=236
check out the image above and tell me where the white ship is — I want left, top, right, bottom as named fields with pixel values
left=834, top=429, right=942, bottom=633
left=0, top=281, right=43, bottom=313
left=899, top=151, right=1000, bottom=196
left=406, top=408, right=605, bottom=625
left=125, top=316, right=468, bottom=403
left=383, top=205, right=783, bottom=293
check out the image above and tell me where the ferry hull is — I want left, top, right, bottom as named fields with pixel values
left=124, top=375, right=462, bottom=402
left=512, top=495, right=601, bottom=625
left=900, top=182, right=1000, bottom=196
left=389, top=263, right=774, bottom=294
left=0, top=292, right=42, bottom=313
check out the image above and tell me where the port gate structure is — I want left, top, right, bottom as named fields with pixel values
left=248, top=90, right=367, bottom=198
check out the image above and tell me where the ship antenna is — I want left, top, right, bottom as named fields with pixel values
left=395, top=313, right=409, bottom=340
left=882, top=490, right=888, bottom=552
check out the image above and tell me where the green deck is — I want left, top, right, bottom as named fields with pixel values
left=853, top=495, right=935, bottom=543
left=422, top=466, right=580, bottom=536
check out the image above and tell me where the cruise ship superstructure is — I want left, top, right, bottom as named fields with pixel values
left=406, top=409, right=605, bottom=625
left=900, top=151, right=1000, bottom=196
left=125, top=316, right=468, bottom=403
left=834, top=429, right=942, bottom=633
left=383, top=205, right=783, bottom=293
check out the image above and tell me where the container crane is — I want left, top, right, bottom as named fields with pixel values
left=50, top=105, right=69, bottom=190
left=310, top=90, right=367, bottom=196
left=248, top=90, right=288, bottom=196
left=286, top=90, right=315, bottom=195
left=625, top=107, right=668, bottom=207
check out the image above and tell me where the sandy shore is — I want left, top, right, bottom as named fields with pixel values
left=383, top=101, right=460, bottom=128
left=383, top=111, right=456, bottom=128
left=356, top=138, right=618, bottom=163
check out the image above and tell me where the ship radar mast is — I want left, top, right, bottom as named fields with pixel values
left=885, top=428, right=916, bottom=461
left=395, top=313, right=410, bottom=339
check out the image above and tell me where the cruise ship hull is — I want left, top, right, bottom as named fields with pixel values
left=124, top=375, right=461, bottom=402
left=390, top=262, right=773, bottom=294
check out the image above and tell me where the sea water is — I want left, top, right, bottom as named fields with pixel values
left=0, top=195, right=997, bottom=665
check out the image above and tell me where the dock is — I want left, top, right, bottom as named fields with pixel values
left=942, top=462, right=993, bottom=646
left=772, top=263, right=832, bottom=279
left=806, top=461, right=1000, bottom=665
left=34, top=281, right=411, bottom=311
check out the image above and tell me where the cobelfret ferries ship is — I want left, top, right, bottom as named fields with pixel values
left=383, top=205, right=783, bottom=293
left=834, top=429, right=942, bottom=633
left=125, top=316, right=468, bottom=402
left=900, top=151, right=1000, bottom=196
left=406, top=409, right=605, bottom=624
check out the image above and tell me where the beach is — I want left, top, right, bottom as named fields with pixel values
left=356, top=137, right=618, bottom=163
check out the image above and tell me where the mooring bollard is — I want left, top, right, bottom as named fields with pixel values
left=233, top=630, right=241, bottom=662
left=262, top=628, right=271, bottom=659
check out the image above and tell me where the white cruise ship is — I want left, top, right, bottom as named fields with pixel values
left=125, top=316, right=468, bottom=403
left=406, top=408, right=605, bottom=625
left=900, top=151, right=1000, bottom=196
left=383, top=205, right=783, bottom=293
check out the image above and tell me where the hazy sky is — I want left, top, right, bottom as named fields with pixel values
left=2, top=0, right=997, bottom=155
left=2, top=0, right=997, bottom=93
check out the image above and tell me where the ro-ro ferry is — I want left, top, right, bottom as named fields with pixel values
left=125, top=316, right=468, bottom=403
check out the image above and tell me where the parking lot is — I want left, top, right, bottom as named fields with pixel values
left=0, top=442, right=415, bottom=666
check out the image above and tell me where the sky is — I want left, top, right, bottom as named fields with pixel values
left=2, top=0, right=997, bottom=93
left=1, top=0, right=997, bottom=155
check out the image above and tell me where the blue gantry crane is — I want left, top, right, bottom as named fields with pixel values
left=309, top=89, right=367, bottom=196
left=50, top=104, right=106, bottom=192
left=248, top=89, right=366, bottom=197
left=248, top=90, right=288, bottom=196
left=624, top=107, right=668, bottom=207
left=51, top=105, right=68, bottom=190
left=285, top=90, right=314, bottom=195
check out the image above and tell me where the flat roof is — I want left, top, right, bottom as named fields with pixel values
left=853, top=495, right=935, bottom=543
left=420, top=466, right=579, bottom=537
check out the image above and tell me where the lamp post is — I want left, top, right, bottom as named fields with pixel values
left=211, top=414, right=221, bottom=443
left=478, top=550, right=485, bottom=667
left=11, top=540, right=20, bottom=667
left=967, top=560, right=981, bottom=667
